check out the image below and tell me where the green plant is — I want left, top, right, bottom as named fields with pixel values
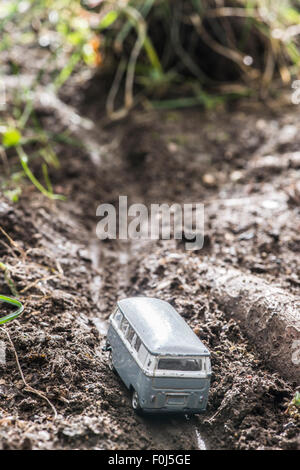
left=0, top=295, right=24, bottom=324
left=293, top=391, right=300, bottom=408
left=0, top=261, right=18, bottom=296
left=84, top=0, right=300, bottom=115
left=0, top=0, right=98, bottom=200
left=285, top=391, right=300, bottom=420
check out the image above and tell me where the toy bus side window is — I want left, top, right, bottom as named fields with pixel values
left=131, top=334, right=148, bottom=365
left=113, top=308, right=123, bottom=327
left=133, top=335, right=141, bottom=352
left=120, top=317, right=129, bottom=336
left=137, top=343, right=148, bottom=365
left=126, top=325, right=135, bottom=344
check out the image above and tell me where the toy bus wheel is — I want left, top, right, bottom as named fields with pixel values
left=131, top=390, right=142, bottom=414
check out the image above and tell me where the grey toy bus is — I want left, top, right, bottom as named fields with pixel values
left=105, top=297, right=211, bottom=414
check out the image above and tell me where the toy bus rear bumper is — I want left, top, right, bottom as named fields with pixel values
left=138, top=388, right=209, bottom=414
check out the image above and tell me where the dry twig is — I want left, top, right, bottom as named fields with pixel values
left=0, top=327, right=58, bottom=420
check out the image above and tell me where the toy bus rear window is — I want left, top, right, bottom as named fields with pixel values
left=157, top=358, right=203, bottom=371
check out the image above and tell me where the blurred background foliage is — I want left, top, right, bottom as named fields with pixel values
left=0, top=0, right=300, bottom=199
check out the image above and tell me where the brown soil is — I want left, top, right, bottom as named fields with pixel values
left=0, top=87, right=299, bottom=449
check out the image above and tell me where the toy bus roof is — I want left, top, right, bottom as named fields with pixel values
left=117, top=297, right=209, bottom=357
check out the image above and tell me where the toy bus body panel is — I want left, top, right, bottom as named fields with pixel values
left=107, top=324, right=142, bottom=389
left=106, top=297, right=211, bottom=413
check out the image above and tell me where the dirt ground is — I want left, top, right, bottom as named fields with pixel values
left=0, top=79, right=299, bottom=449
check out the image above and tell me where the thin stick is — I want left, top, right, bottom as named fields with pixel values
left=104, top=0, right=146, bottom=119
left=205, top=7, right=258, bottom=18
left=19, top=274, right=58, bottom=294
left=106, top=58, right=127, bottom=118
left=0, top=225, right=25, bottom=258
left=0, top=327, right=57, bottom=420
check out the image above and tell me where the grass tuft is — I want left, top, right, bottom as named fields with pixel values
left=0, top=0, right=300, bottom=197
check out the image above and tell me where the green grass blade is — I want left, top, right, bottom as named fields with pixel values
left=17, top=146, right=65, bottom=200
left=0, top=295, right=24, bottom=324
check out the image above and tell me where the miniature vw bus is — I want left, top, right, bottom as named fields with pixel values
left=105, top=297, right=211, bottom=414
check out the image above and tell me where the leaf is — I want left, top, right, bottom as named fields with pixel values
left=286, top=42, right=300, bottom=66
left=281, top=7, right=300, bottom=24
left=0, top=295, right=23, bottom=325
left=4, top=188, right=21, bottom=203
left=293, top=391, right=300, bottom=408
left=67, top=31, right=84, bottom=46
left=2, top=128, right=21, bottom=147
left=17, top=146, right=65, bottom=200
left=54, top=51, right=81, bottom=89
left=99, top=10, right=118, bottom=30
left=143, top=36, right=162, bottom=73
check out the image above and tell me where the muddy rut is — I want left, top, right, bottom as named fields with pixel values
left=0, top=98, right=299, bottom=449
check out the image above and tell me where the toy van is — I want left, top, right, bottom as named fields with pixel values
left=104, top=297, right=211, bottom=414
